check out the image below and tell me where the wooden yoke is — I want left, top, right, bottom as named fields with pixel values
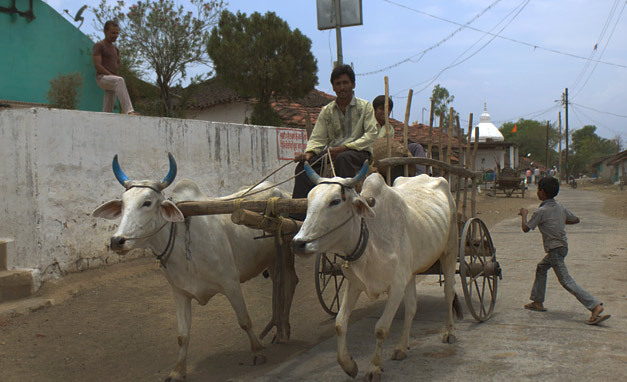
left=177, top=197, right=375, bottom=217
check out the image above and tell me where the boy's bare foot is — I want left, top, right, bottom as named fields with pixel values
left=524, top=302, right=547, bottom=312
left=128, top=111, right=141, bottom=116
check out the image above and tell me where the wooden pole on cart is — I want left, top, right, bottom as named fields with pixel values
left=427, top=99, right=435, bottom=174
left=462, top=113, right=473, bottom=221
left=384, top=77, right=392, bottom=186
left=438, top=116, right=444, bottom=174
left=471, top=126, right=479, bottom=218
left=403, top=90, right=413, bottom=177
left=455, top=115, right=463, bottom=218
left=445, top=107, right=453, bottom=179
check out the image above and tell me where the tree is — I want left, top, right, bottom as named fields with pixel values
left=46, top=72, right=83, bottom=110
left=570, top=125, right=619, bottom=175
left=430, top=84, right=458, bottom=130
left=92, top=0, right=225, bottom=116
left=500, top=119, right=560, bottom=166
left=207, top=10, right=318, bottom=126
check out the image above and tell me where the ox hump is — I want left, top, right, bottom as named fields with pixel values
left=170, top=179, right=207, bottom=202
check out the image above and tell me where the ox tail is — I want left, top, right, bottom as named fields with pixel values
left=453, top=293, right=464, bottom=320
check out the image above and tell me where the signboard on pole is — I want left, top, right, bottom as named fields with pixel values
left=277, top=128, right=308, bottom=161
left=316, top=0, right=363, bottom=30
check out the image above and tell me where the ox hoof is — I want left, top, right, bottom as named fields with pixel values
left=364, top=369, right=382, bottom=382
left=391, top=349, right=407, bottom=360
left=165, top=375, right=185, bottom=382
left=253, top=353, right=267, bottom=365
left=442, top=333, right=457, bottom=344
left=342, top=358, right=359, bottom=378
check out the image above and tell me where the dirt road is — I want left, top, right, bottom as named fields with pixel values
left=0, top=186, right=624, bottom=382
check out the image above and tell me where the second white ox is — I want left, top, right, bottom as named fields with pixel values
left=292, top=162, right=460, bottom=381
left=93, top=154, right=296, bottom=382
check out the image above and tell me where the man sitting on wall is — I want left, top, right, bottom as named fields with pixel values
left=93, top=20, right=139, bottom=115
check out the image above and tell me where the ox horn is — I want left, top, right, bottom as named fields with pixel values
left=303, top=161, right=321, bottom=185
left=112, top=154, right=131, bottom=188
left=345, top=160, right=369, bottom=188
left=157, top=152, right=177, bottom=190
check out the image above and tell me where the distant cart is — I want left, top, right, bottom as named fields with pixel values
left=493, top=167, right=526, bottom=198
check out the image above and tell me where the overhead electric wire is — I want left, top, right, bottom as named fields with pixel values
left=569, top=104, right=623, bottom=137
left=572, top=0, right=626, bottom=99
left=393, top=0, right=530, bottom=97
left=570, top=0, right=620, bottom=91
left=570, top=102, right=627, bottom=118
left=375, top=0, right=627, bottom=73
left=356, top=0, right=503, bottom=76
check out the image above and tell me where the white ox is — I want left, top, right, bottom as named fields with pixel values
left=93, top=154, right=297, bottom=382
left=292, top=162, right=460, bottom=381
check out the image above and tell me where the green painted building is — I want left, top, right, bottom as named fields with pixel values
left=1, top=0, right=103, bottom=110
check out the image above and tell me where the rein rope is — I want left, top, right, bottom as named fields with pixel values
left=224, top=153, right=329, bottom=200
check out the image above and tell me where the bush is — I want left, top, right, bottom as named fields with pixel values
left=46, top=72, right=83, bottom=110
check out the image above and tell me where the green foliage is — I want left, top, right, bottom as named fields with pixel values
left=92, top=0, right=225, bottom=116
left=207, top=10, right=318, bottom=126
left=570, top=125, right=619, bottom=175
left=46, top=72, right=83, bottom=110
left=430, top=84, right=458, bottom=128
left=500, top=119, right=560, bottom=166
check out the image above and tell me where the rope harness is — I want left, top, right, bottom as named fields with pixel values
left=299, top=182, right=370, bottom=263
left=120, top=185, right=181, bottom=268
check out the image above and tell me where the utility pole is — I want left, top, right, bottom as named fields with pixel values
left=564, top=88, right=569, bottom=180
left=334, top=0, right=343, bottom=66
left=546, top=121, right=550, bottom=171
left=558, top=111, right=562, bottom=182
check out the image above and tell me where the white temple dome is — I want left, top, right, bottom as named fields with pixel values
left=470, top=102, right=504, bottom=142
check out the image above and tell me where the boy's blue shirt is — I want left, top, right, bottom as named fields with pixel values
left=526, top=198, right=578, bottom=252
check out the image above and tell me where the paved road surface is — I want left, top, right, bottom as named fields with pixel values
left=235, top=186, right=627, bottom=382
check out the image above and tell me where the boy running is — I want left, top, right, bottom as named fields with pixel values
left=518, top=177, right=610, bottom=325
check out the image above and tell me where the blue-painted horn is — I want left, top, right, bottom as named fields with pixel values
left=158, top=152, right=177, bottom=190
left=346, top=160, right=369, bottom=188
left=112, top=154, right=131, bottom=188
left=303, top=161, right=321, bottom=185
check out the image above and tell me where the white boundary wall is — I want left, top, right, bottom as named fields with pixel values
left=0, top=108, right=296, bottom=283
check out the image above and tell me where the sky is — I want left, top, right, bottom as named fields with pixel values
left=46, top=0, right=627, bottom=146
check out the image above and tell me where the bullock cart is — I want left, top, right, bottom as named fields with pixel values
left=493, top=166, right=526, bottom=197
left=175, top=156, right=502, bottom=323
left=313, top=157, right=503, bottom=322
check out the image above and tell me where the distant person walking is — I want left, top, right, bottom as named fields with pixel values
left=518, top=177, right=610, bottom=325
left=93, top=20, right=138, bottom=115
left=533, top=167, right=540, bottom=184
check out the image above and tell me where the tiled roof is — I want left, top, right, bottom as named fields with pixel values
left=607, top=149, right=627, bottom=165
left=185, top=78, right=248, bottom=109
left=270, top=89, right=335, bottom=129
left=182, top=79, right=462, bottom=150
left=390, top=120, right=461, bottom=149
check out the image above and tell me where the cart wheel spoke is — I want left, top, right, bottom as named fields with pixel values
left=315, top=253, right=345, bottom=316
left=460, top=218, right=499, bottom=322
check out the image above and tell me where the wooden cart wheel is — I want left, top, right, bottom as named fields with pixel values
left=315, top=253, right=345, bottom=316
left=459, top=218, right=500, bottom=322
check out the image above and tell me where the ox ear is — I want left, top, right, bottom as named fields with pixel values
left=93, top=200, right=123, bottom=220
left=160, top=200, right=185, bottom=222
left=352, top=196, right=375, bottom=219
